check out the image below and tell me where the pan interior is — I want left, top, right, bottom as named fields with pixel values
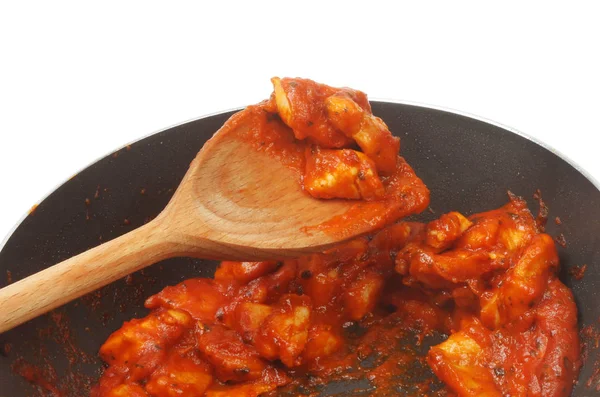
left=1, top=103, right=599, bottom=396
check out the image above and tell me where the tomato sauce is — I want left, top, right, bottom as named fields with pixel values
left=213, top=78, right=429, bottom=238
left=89, top=78, right=580, bottom=396
left=92, top=194, right=580, bottom=397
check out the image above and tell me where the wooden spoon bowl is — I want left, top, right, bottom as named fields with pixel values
left=0, top=107, right=357, bottom=333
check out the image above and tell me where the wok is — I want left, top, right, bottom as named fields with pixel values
left=1, top=101, right=599, bottom=396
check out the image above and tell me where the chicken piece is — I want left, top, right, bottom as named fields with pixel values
left=145, top=278, right=229, bottom=324
left=398, top=197, right=543, bottom=288
left=204, top=367, right=289, bottom=397
left=99, top=309, right=192, bottom=381
left=215, top=261, right=280, bottom=284
left=91, top=367, right=127, bottom=397
left=458, top=193, right=536, bottom=253
left=343, top=269, right=385, bottom=320
left=205, top=383, right=275, bottom=397
left=525, top=278, right=580, bottom=397
left=382, top=288, right=452, bottom=336
left=456, top=216, right=501, bottom=251
left=477, top=279, right=580, bottom=397
left=298, top=262, right=343, bottom=309
left=304, top=147, right=384, bottom=200
left=451, top=285, right=480, bottom=311
left=303, top=324, right=343, bottom=362
left=369, top=222, right=424, bottom=258
left=313, top=236, right=370, bottom=265
left=233, top=302, right=273, bottom=343
left=145, top=354, right=213, bottom=396
left=410, top=248, right=492, bottom=286
left=480, top=234, right=558, bottom=329
left=254, top=294, right=312, bottom=367
left=426, top=211, right=473, bottom=250
left=325, top=93, right=400, bottom=175
left=219, top=261, right=298, bottom=328
left=428, top=318, right=501, bottom=397
left=271, top=76, right=400, bottom=175
left=197, top=325, right=267, bottom=382
left=271, top=77, right=355, bottom=148
left=104, top=384, right=148, bottom=397
left=397, top=228, right=491, bottom=288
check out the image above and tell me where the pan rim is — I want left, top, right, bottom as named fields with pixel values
left=2, top=100, right=598, bottom=254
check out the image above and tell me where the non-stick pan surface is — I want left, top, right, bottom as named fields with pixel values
left=1, top=102, right=599, bottom=396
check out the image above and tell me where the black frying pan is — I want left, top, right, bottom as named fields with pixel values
left=1, top=102, right=599, bottom=396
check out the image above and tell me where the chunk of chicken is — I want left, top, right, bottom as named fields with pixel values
left=426, top=211, right=473, bottom=250
left=254, top=294, right=312, bottom=367
left=325, top=93, right=400, bottom=175
left=271, top=76, right=400, bottom=176
left=205, top=383, right=275, bottom=397
left=343, top=269, right=385, bottom=320
left=197, top=324, right=267, bottom=382
left=408, top=248, right=492, bottom=286
left=215, top=261, right=280, bottom=284
left=303, top=324, right=343, bottom=362
left=271, top=77, right=354, bottom=148
left=104, top=384, right=148, bottom=397
left=145, top=354, right=213, bottom=396
left=457, top=193, right=536, bottom=252
left=428, top=318, right=501, bottom=397
left=528, top=278, right=580, bottom=397
left=299, top=263, right=343, bottom=308
left=145, top=279, right=229, bottom=324
left=99, top=309, right=192, bottom=381
left=233, top=302, right=273, bottom=343
left=480, top=234, right=558, bottom=329
left=304, top=147, right=384, bottom=200
left=204, top=367, right=289, bottom=397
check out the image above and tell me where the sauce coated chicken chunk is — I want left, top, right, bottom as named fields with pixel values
left=94, top=193, right=580, bottom=397
left=269, top=77, right=404, bottom=200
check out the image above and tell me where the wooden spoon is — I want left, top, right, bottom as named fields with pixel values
left=0, top=108, right=364, bottom=333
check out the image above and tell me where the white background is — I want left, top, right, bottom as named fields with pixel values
left=0, top=1, right=598, bottom=242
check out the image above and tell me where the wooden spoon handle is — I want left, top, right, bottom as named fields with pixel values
left=0, top=220, right=175, bottom=333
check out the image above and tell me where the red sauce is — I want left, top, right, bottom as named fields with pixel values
left=93, top=195, right=580, bottom=396
left=210, top=78, right=429, bottom=238
left=556, top=233, right=567, bottom=248
left=88, top=79, right=580, bottom=396
left=533, top=188, right=549, bottom=232
left=13, top=358, right=62, bottom=396
left=569, top=264, right=587, bottom=280
left=12, top=78, right=579, bottom=396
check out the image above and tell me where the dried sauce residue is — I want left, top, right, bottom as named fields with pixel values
left=79, top=271, right=154, bottom=327
left=1, top=342, right=12, bottom=356
left=555, top=216, right=562, bottom=225
left=556, top=233, right=567, bottom=248
left=6, top=270, right=12, bottom=284
left=582, top=323, right=600, bottom=391
left=569, top=264, right=587, bottom=281
left=11, top=310, right=98, bottom=396
left=533, top=188, right=549, bottom=231
left=12, top=358, right=61, bottom=396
